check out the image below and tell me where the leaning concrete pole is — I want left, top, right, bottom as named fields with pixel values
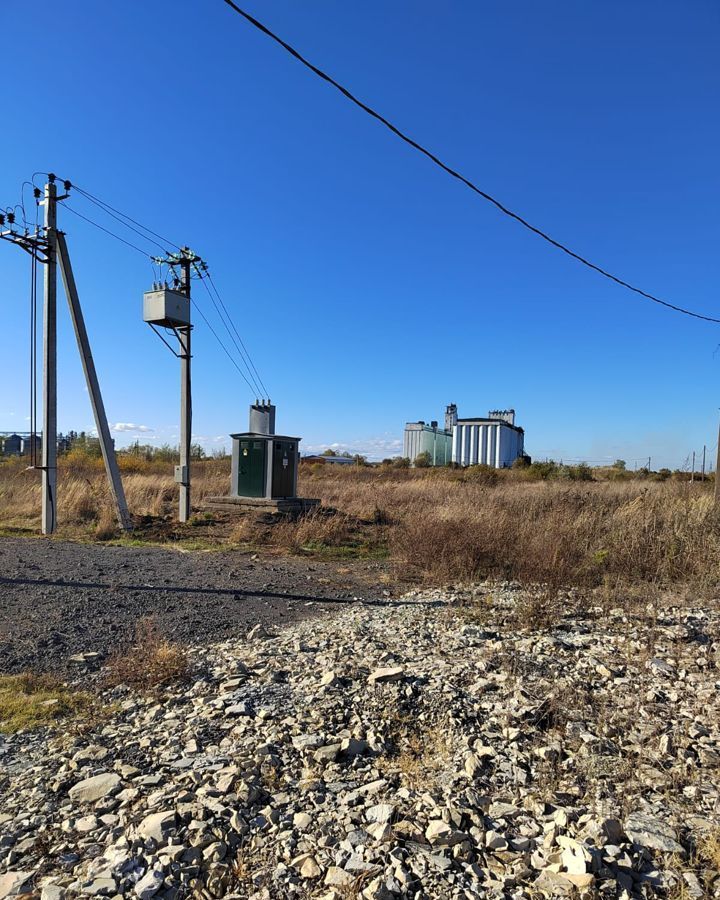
left=57, top=232, right=132, bottom=530
left=41, top=179, right=58, bottom=534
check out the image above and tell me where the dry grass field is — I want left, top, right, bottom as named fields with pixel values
left=1, top=453, right=718, bottom=594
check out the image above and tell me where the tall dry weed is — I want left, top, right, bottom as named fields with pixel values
left=2, top=457, right=718, bottom=595
left=387, top=479, right=720, bottom=589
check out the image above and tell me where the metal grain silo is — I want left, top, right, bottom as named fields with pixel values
left=451, top=409, right=526, bottom=468
left=404, top=420, right=452, bottom=466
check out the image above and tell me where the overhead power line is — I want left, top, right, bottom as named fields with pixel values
left=219, top=0, right=720, bottom=326
left=71, top=184, right=182, bottom=253
left=190, top=297, right=258, bottom=394
left=72, top=190, right=172, bottom=255
left=57, top=182, right=269, bottom=395
left=62, top=204, right=153, bottom=257
left=194, top=264, right=266, bottom=397
left=205, top=270, right=270, bottom=398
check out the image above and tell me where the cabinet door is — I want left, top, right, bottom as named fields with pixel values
left=237, top=440, right=266, bottom=497
left=272, top=441, right=295, bottom=498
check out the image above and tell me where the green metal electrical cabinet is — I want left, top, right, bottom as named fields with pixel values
left=230, top=432, right=300, bottom=500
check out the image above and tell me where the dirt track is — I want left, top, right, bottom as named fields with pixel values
left=0, top=537, right=393, bottom=675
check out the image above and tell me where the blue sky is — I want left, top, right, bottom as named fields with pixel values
left=1, top=0, right=719, bottom=467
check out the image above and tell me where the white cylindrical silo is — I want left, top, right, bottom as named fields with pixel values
left=504, top=428, right=515, bottom=466
left=496, top=425, right=506, bottom=467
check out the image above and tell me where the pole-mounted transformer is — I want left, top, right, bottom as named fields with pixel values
left=144, top=248, right=201, bottom=523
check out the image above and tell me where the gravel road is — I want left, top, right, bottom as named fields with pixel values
left=0, top=537, right=392, bottom=675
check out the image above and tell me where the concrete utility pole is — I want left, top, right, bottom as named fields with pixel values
left=702, top=445, right=707, bottom=481
left=715, top=415, right=720, bottom=505
left=691, top=451, right=695, bottom=483
left=1, top=174, right=132, bottom=534
left=178, top=251, right=192, bottom=523
left=41, top=180, right=58, bottom=534
left=145, top=246, right=201, bottom=524
left=57, top=233, right=131, bottom=530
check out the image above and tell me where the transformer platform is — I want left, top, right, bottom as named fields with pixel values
left=204, top=495, right=320, bottom=515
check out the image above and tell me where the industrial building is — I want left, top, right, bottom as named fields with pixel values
left=1, top=434, right=23, bottom=456
left=302, top=455, right=357, bottom=466
left=0, top=431, right=107, bottom=458
left=452, top=409, right=525, bottom=467
left=404, top=405, right=526, bottom=468
left=402, top=420, right=453, bottom=466
left=0, top=433, right=42, bottom=457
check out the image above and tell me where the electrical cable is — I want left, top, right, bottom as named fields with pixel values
left=194, top=263, right=266, bottom=397
left=48, top=480, right=55, bottom=530
left=196, top=274, right=264, bottom=396
left=70, top=185, right=178, bottom=255
left=70, top=184, right=182, bottom=252
left=71, top=191, right=172, bottom=255
left=218, top=0, right=720, bottom=325
left=205, top=270, right=270, bottom=398
left=62, top=204, right=154, bottom=257
left=190, top=298, right=258, bottom=394
left=33, top=175, right=268, bottom=396
left=16, top=189, right=30, bottom=227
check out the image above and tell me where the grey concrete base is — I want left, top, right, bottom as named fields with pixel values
left=204, top=495, right=320, bottom=514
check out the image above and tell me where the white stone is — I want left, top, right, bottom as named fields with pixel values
left=425, top=820, right=452, bottom=844
left=293, top=812, right=313, bottom=830
left=324, top=867, right=353, bottom=887
left=365, top=803, right=395, bottom=824
left=68, top=773, right=121, bottom=804
left=0, top=873, right=33, bottom=899
left=367, top=667, right=404, bottom=684
left=75, top=815, right=98, bottom=834
left=485, top=830, right=509, bottom=851
left=300, top=857, right=322, bottom=878
left=137, top=811, right=176, bottom=844
left=625, top=812, right=683, bottom=853
left=134, top=870, right=163, bottom=900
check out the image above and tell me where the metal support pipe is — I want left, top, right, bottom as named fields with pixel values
left=57, top=232, right=132, bottom=531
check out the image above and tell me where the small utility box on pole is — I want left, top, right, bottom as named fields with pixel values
left=143, top=287, right=190, bottom=328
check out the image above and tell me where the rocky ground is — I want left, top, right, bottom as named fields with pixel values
left=0, top=538, right=393, bottom=675
left=1, top=583, right=720, bottom=899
